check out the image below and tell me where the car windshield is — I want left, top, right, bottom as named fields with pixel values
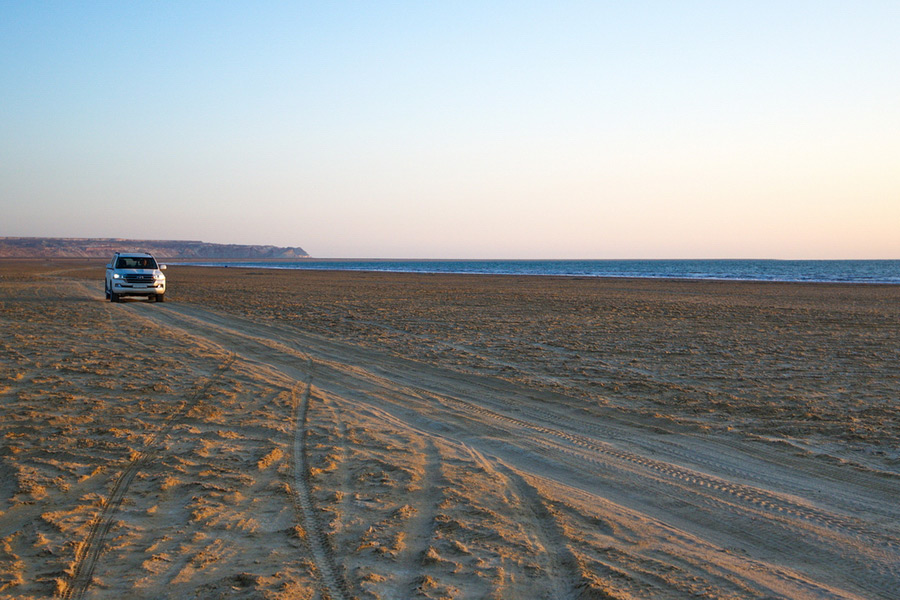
left=116, top=257, right=158, bottom=269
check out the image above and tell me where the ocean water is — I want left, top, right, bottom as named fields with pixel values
left=183, top=259, right=900, bottom=284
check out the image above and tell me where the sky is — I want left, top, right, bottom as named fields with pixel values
left=2, top=1, right=898, bottom=259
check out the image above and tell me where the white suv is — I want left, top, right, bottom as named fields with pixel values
left=105, top=252, right=167, bottom=302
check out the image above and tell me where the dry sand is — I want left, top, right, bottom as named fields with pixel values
left=1, top=260, right=898, bottom=599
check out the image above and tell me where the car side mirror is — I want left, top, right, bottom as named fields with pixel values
left=106, top=264, right=112, bottom=269
left=160, top=264, right=167, bottom=270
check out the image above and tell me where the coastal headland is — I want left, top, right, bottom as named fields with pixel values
left=0, top=237, right=309, bottom=259
left=1, top=259, right=898, bottom=599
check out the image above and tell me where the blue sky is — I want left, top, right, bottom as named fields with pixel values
left=2, top=1, right=898, bottom=258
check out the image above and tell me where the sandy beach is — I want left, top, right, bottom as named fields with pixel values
left=1, top=259, right=898, bottom=599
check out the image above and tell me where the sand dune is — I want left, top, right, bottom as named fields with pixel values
left=1, top=261, right=898, bottom=599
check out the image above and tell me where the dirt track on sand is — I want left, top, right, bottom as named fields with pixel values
left=1, top=262, right=898, bottom=599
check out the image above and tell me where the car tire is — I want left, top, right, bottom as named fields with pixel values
left=110, top=291, right=118, bottom=302
left=155, top=293, right=165, bottom=303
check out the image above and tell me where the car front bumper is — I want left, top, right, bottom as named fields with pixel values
left=111, top=282, right=166, bottom=295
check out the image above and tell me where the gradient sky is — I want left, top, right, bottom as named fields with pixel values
left=2, top=2, right=898, bottom=258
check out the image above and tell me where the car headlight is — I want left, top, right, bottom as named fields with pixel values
left=155, top=271, right=165, bottom=280
left=113, top=273, right=123, bottom=279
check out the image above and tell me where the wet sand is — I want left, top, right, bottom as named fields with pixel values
left=2, top=259, right=898, bottom=599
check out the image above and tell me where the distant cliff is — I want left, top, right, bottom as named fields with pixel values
left=0, top=237, right=309, bottom=259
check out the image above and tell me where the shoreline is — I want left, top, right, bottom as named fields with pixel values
left=5, top=256, right=900, bottom=286
left=172, top=258, right=900, bottom=285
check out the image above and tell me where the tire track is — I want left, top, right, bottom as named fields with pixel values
left=287, top=361, right=352, bottom=600
left=395, top=437, right=443, bottom=600
left=326, top=397, right=579, bottom=598
left=59, top=354, right=235, bottom=600
left=483, top=455, right=580, bottom=600
left=329, top=401, right=355, bottom=554
left=409, top=387, right=900, bottom=597
left=482, top=390, right=896, bottom=519
left=416, top=386, right=891, bottom=543
left=380, top=362, right=899, bottom=542
left=277, top=348, right=897, bottom=560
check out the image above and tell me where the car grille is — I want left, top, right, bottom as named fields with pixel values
left=124, top=274, right=155, bottom=284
